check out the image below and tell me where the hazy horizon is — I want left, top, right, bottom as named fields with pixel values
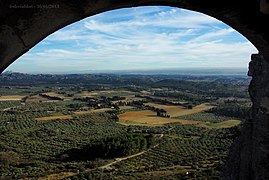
left=4, top=67, right=248, bottom=76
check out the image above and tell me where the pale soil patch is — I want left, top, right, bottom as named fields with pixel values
left=74, top=108, right=112, bottom=115
left=145, top=103, right=215, bottom=117
left=82, top=90, right=134, bottom=97
left=112, top=95, right=144, bottom=103
left=81, top=91, right=98, bottom=97
left=118, top=110, right=202, bottom=126
left=34, top=115, right=72, bottom=121
left=140, top=90, right=151, bottom=95
left=37, top=172, right=77, bottom=180
left=199, top=120, right=241, bottom=128
left=119, top=106, right=135, bottom=110
left=0, top=95, right=24, bottom=101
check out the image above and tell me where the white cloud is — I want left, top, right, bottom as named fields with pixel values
left=47, top=28, right=84, bottom=41
left=8, top=6, right=258, bottom=73
left=188, top=28, right=236, bottom=43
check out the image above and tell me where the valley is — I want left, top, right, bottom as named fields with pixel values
left=0, top=72, right=250, bottom=179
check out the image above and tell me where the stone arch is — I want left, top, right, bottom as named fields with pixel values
left=0, top=0, right=269, bottom=179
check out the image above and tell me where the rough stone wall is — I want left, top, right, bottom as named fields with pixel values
left=224, top=54, right=269, bottom=180
left=248, top=54, right=269, bottom=179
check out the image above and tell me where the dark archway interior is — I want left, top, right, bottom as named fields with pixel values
left=0, top=0, right=269, bottom=179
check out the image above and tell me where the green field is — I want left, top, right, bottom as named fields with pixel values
left=0, top=73, right=249, bottom=179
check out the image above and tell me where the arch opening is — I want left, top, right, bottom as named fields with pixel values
left=0, top=6, right=260, bottom=179
left=1, top=1, right=269, bottom=179
left=5, top=6, right=257, bottom=74
left=0, top=0, right=268, bottom=73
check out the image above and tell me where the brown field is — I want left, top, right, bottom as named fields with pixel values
left=145, top=103, right=215, bottom=117
left=76, top=106, right=136, bottom=113
left=140, top=90, right=151, bottom=95
left=34, top=108, right=114, bottom=120
left=74, top=108, right=112, bottom=115
left=118, top=103, right=215, bottom=126
left=0, top=95, right=24, bottom=101
left=112, top=95, right=144, bottom=103
left=38, top=172, right=77, bottom=180
left=148, top=95, right=181, bottom=102
left=118, top=110, right=202, bottom=126
left=34, top=115, right=72, bottom=121
left=118, top=108, right=239, bottom=128
left=81, top=91, right=98, bottom=97
left=81, top=90, right=134, bottom=97
left=119, top=106, right=135, bottom=110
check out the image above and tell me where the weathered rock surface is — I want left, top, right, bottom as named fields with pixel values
left=223, top=54, right=269, bottom=179
left=248, top=54, right=269, bottom=179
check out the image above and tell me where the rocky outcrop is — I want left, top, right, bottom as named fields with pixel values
left=247, top=54, right=269, bottom=179
left=224, top=54, right=269, bottom=179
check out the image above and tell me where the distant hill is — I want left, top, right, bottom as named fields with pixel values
left=7, top=68, right=248, bottom=76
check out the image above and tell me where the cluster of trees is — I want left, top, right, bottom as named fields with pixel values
left=106, top=110, right=119, bottom=121
left=39, top=93, right=63, bottom=101
left=67, top=103, right=86, bottom=111
left=153, top=92, right=207, bottom=105
left=59, top=133, right=156, bottom=162
left=144, top=105, right=170, bottom=118
left=135, top=95, right=194, bottom=109
left=74, top=97, right=113, bottom=109
left=207, top=104, right=250, bottom=120
left=126, top=100, right=146, bottom=107
left=0, top=104, right=127, bottom=178
left=74, top=96, right=124, bottom=110
left=71, top=125, right=240, bottom=180
left=100, top=96, right=125, bottom=101
left=151, top=79, right=249, bottom=98
left=0, top=73, right=249, bottom=179
left=156, top=109, right=170, bottom=118
left=178, top=112, right=231, bottom=123
left=135, top=94, right=180, bottom=105
left=123, top=100, right=171, bottom=118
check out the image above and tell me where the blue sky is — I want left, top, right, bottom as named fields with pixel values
left=6, top=6, right=258, bottom=73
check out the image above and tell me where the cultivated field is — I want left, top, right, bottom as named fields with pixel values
left=34, top=115, right=72, bottom=121
left=118, top=103, right=238, bottom=128
left=74, top=108, right=112, bottom=115
left=82, top=90, right=135, bottom=97
left=112, top=95, right=144, bottom=103
left=118, top=110, right=202, bottom=126
left=0, top=95, right=24, bottom=101
left=0, top=73, right=248, bottom=179
left=118, top=106, right=135, bottom=110
left=34, top=108, right=114, bottom=120
left=25, top=95, right=60, bottom=103
left=145, top=103, right=215, bottom=117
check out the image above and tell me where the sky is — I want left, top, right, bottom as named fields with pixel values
left=6, top=6, right=258, bottom=73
